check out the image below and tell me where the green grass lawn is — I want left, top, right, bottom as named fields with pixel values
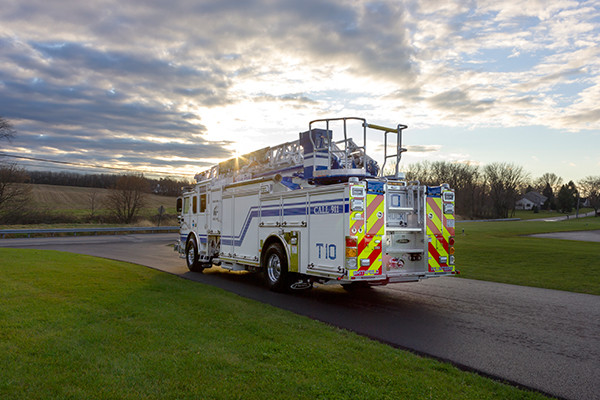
left=0, top=248, right=549, bottom=400
left=511, top=208, right=593, bottom=220
left=456, top=216, right=600, bottom=295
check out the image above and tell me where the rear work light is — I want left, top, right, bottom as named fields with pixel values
left=351, top=199, right=364, bottom=212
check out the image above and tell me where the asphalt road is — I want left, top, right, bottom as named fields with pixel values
left=2, top=233, right=599, bottom=400
left=529, top=229, right=600, bottom=242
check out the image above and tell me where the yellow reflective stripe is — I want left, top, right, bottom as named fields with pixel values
left=349, top=192, right=384, bottom=278
left=366, top=194, right=384, bottom=235
left=429, top=253, right=441, bottom=272
left=427, top=197, right=445, bottom=272
left=426, top=197, right=443, bottom=236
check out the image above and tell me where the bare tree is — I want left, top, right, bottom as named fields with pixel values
left=88, top=190, right=102, bottom=219
left=0, top=118, right=31, bottom=221
left=534, top=172, right=563, bottom=194
left=483, top=162, right=528, bottom=218
left=404, top=161, right=432, bottom=184
left=105, top=174, right=149, bottom=223
left=578, top=175, right=600, bottom=216
left=404, top=160, right=485, bottom=219
left=0, top=117, right=16, bottom=142
left=152, top=177, right=190, bottom=196
left=0, top=164, right=31, bottom=217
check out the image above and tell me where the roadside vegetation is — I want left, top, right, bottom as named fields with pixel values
left=457, top=216, right=600, bottom=295
left=0, top=248, right=550, bottom=400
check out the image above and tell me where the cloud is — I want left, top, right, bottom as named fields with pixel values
left=406, top=145, right=442, bottom=153
left=560, top=109, right=600, bottom=125
left=0, top=0, right=598, bottom=178
left=0, top=32, right=235, bottom=175
left=427, top=89, right=495, bottom=115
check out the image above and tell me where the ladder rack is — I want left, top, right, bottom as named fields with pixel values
left=194, top=140, right=304, bottom=183
left=194, top=117, right=410, bottom=184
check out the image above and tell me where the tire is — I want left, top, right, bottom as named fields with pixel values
left=263, top=243, right=289, bottom=292
left=185, top=237, right=204, bottom=273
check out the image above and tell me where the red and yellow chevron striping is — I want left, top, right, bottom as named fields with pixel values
left=350, top=192, right=385, bottom=278
left=426, top=191, right=455, bottom=273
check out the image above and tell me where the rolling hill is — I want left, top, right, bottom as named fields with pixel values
left=28, top=184, right=177, bottom=212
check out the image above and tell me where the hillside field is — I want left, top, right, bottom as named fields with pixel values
left=28, top=184, right=177, bottom=212
left=1, top=184, right=178, bottom=226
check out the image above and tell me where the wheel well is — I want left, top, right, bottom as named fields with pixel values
left=186, top=232, right=199, bottom=248
left=261, top=235, right=287, bottom=267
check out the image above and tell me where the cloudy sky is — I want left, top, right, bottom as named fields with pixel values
left=0, top=0, right=598, bottom=181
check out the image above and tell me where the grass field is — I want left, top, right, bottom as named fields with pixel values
left=456, top=216, right=600, bottom=295
left=511, top=208, right=594, bottom=220
left=0, top=248, right=550, bottom=400
left=0, top=184, right=178, bottom=227
left=29, top=183, right=177, bottom=214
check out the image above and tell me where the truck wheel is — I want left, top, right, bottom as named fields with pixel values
left=185, top=237, right=204, bottom=273
left=263, top=243, right=289, bottom=292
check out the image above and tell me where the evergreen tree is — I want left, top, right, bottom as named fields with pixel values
left=557, top=181, right=577, bottom=213
left=542, top=183, right=555, bottom=210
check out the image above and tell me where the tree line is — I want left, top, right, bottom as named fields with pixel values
left=402, top=161, right=600, bottom=219
left=26, top=170, right=191, bottom=196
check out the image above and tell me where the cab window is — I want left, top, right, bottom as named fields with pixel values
left=200, top=194, right=207, bottom=212
left=183, top=197, right=190, bottom=214
left=192, top=196, right=198, bottom=214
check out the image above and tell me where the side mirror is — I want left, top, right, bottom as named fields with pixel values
left=176, top=197, right=183, bottom=214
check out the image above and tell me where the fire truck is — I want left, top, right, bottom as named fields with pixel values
left=176, top=117, right=456, bottom=291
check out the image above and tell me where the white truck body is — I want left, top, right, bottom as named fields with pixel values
left=176, top=117, right=456, bottom=290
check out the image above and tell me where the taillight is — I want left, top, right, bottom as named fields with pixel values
left=448, top=236, right=455, bottom=246
left=345, top=236, right=358, bottom=270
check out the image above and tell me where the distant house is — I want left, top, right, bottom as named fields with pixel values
left=581, top=197, right=590, bottom=208
left=516, top=191, right=548, bottom=210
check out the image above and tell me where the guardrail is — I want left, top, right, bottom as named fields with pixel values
left=0, top=226, right=179, bottom=239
